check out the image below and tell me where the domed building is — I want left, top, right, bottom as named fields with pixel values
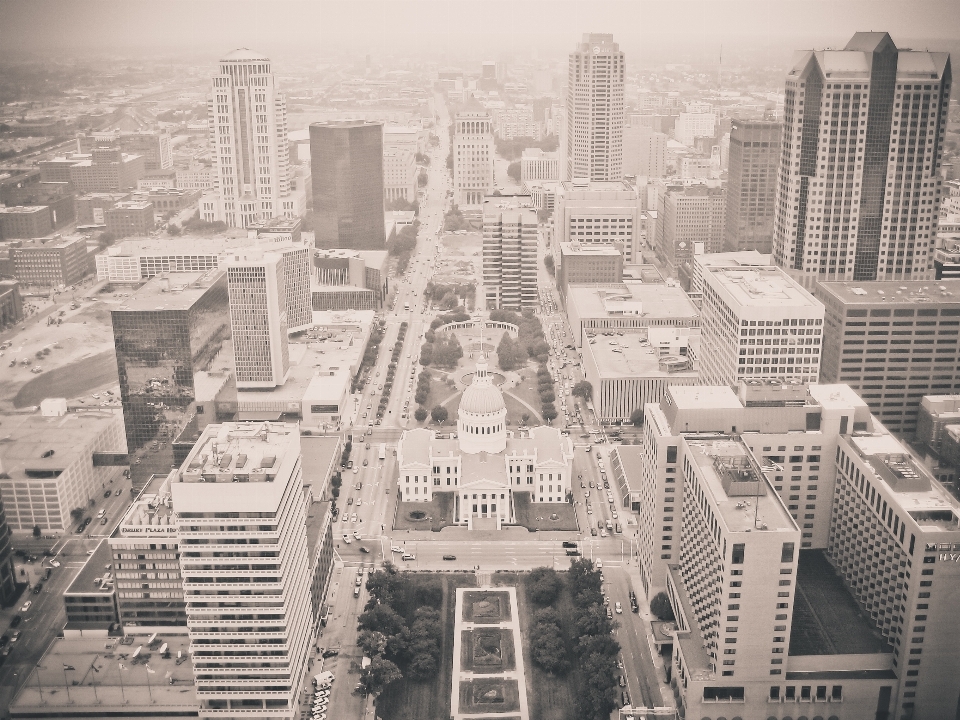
left=397, top=356, right=574, bottom=528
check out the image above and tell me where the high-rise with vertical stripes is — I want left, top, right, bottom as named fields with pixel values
left=773, top=32, right=951, bottom=285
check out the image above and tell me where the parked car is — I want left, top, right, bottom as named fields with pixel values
left=402, top=553, right=416, bottom=561
left=562, top=541, right=578, bottom=548
left=442, top=555, right=457, bottom=561
left=20, top=601, right=32, bottom=613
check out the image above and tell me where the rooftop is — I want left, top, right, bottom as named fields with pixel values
left=668, top=385, right=742, bottom=411
left=64, top=540, right=115, bottom=596
left=177, top=421, right=297, bottom=485
left=559, top=242, right=622, bottom=258
left=584, top=331, right=698, bottom=379
left=685, top=437, right=796, bottom=533
left=817, top=279, right=960, bottom=305
left=559, top=179, right=633, bottom=193
left=0, top=205, right=46, bottom=214
left=114, top=472, right=177, bottom=538
left=0, top=410, right=123, bottom=482
left=109, top=200, right=153, bottom=211
left=704, top=266, right=823, bottom=310
left=8, top=234, right=86, bottom=250
left=300, top=435, right=342, bottom=499
left=694, top=250, right=772, bottom=271
left=789, top=550, right=892, bottom=656
left=9, top=634, right=196, bottom=717
left=115, top=270, right=224, bottom=312
left=107, top=234, right=281, bottom=257
left=612, top=445, right=645, bottom=494
left=569, top=283, right=699, bottom=320
left=667, top=564, right=714, bottom=681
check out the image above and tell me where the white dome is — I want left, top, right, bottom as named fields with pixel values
left=459, top=357, right=505, bottom=416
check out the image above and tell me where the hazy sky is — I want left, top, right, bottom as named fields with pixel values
left=1, top=0, right=958, bottom=65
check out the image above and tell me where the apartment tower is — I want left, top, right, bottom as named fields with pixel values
left=482, top=195, right=538, bottom=310
left=772, top=32, right=951, bottom=284
left=564, top=33, right=625, bottom=181
left=724, top=120, right=782, bottom=253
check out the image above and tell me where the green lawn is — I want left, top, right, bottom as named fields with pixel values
left=393, top=492, right=456, bottom=532
left=513, top=493, right=579, bottom=532
left=377, top=573, right=478, bottom=720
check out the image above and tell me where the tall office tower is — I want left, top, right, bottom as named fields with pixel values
left=172, top=422, right=312, bottom=720
left=654, top=184, right=726, bottom=277
left=623, top=124, right=667, bottom=178
left=724, top=120, right=782, bottom=253
left=699, top=265, right=824, bottom=386
left=772, top=32, right=951, bottom=284
left=633, top=381, right=868, bottom=596
left=453, top=111, right=495, bottom=207
left=816, top=279, right=960, bottom=436
left=482, top=195, right=538, bottom=310
left=564, top=33, right=625, bottom=181
left=310, top=121, right=386, bottom=250
left=206, top=49, right=296, bottom=229
left=0, top=498, right=14, bottom=605
left=111, top=270, right=237, bottom=483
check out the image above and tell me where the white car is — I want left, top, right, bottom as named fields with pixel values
left=20, top=600, right=32, bottom=612
left=350, top=513, right=357, bottom=523
left=615, top=602, right=622, bottom=614
left=391, top=546, right=403, bottom=553
left=595, top=559, right=603, bottom=569
left=353, top=531, right=362, bottom=540
left=342, top=534, right=352, bottom=544
left=402, top=553, right=416, bottom=561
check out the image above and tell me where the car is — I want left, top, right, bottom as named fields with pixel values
left=50, top=560, right=60, bottom=568
left=356, top=500, right=362, bottom=507
left=591, top=528, right=598, bottom=536
left=115, top=489, right=122, bottom=496
left=353, top=531, right=362, bottom=540
left=606, top=607, right=613, bottom=619
left=600, top=530, right=608, bottom=538
left=561, top=541, right=578, bottom=548
left=359, top=546, right=370, bottom=554
left=83, top=517, right=92, bottom=527
left=9, top=615, right=22, bottom=627
left=365, top=443, right=370, bottom=449
left=321, top=649, right=340, bottom=659
left=589, top=481, right=595, bottom=489
left=362, top=459, right=368, bottom=466
left=596, top=451, right=602, bottom=459
left=622, top=690, right=630, bottom=707
left=595, top=559, right=603, bottom=569
left=103, top=490, right=112, bottom=498
left=342, top=534, right=352, bottom=544
left=586, top=505, right=593, bottom=514
left=402, top=553, right=416, bottom=561
left=391, top=546, right=403, bottom=553
left=565, top=549, right=581, bottom=556
left=615, top=602, right=622, bottom=614
left=20, top=601, right=31, bottom=613
left=617, top=658, right=624, bottom=670
left=32, top=583, right=43, bottom=594
left=442, top=554, right=457, bottom=561
left=631, top=601, right=639, bottom=614
left=350, top=513, right=357, bottom=523
left=619, top=674, right=626, bottom=687
left=347, top=497, right=354, bottom=505
left=580, top=481, right=586, bottom=488
left=10, top=630, right=21, bottom=643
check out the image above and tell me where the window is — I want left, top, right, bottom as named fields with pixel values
left=781, top=542, right=795, bottom=563
left=732, top=543, right=745, bottom=564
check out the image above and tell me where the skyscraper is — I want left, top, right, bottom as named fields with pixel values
left=724, top=119, right=781, bottom=253
left=623, top=123, right=667, bottom=178
left=310, top=121, right=386, bottom=249
left=111, top=270, right=236, bottom=482
left=564, top=33, right=625, bottom=182
left=452, top=111, right=495, bottom=207
left=773, top=32, right=951, bottom=284
left=482, top=195, right=537, bottom=310
left=172, top=422, right=312, bottom=720
left=203, top=49, right=300, bottom=229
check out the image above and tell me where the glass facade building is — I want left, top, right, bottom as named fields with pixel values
left=310, top=121, right=386, bottom=250
left=0, top=498, right=15, bottom=605
left=111, top=271, right=237, bottom=485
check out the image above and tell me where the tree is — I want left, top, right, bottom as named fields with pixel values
left=544, top=254, right=555, bottom=276
left=507, top=161, right=521, bottom=181
left=359, top=656, right=402, bottom=696
left=418, top=171, right=428, bottom=187
left=497, top=333, right=523, bottom=371
left=70, top=507, right=84, bottom=522
left=358, top=629, right=388, bottom=657
left=414, top=406, right=428, bottom=422
left=528, top=567, right=563, bottom=606
left=358, top=604, right=406, bottom=637
left=572, top=381, right=593, bottom=402
left=167, top=223, right=181, bottom=235
left=32, top=524, right=41, bottom=538
left=650, top=591, right=676, bottom=622
left=575, top=604, right=615, bottom=638
left=629, top=408, right=644, bottom=427
left=520, top=413, right=530, bottom=425
left=431, top=405, right=449, bottom=425
left=539, top=390, right=556, bottom=404
left=542, top=406, right=558, bottom=423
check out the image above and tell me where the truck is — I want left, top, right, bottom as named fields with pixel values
left=378, top=443, right=386, bottom=461
left=404, top=302, right=410, bottom=311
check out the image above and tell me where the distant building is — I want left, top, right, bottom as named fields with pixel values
left=383, top=147, right=417, bottom=204
left=774, top=32, right=951, bottom=284
left=68, top=147, right=146, bottom=193
left=554, top=179, right=642, bottom=262
left=453, top=111, right=495, bottom=207
left=176, top=165, right=215, bottom=191
left=75, top=192, right=131, bottom=226
left=699, top=265, right=824, bottom=387
left=679, top=157, right=712, bottom=179
left=673, top=111, right=716, bottom=147
left=654, top=183, right=725, bottom=277
left=132, top=187, right=200, bottom=215
left=916, top=395, right=960, bottom=459
left=689, top=249, right=772, bottom=295
left=623, top=124, right=667, bottom=178
left=496, top=106, right=542, bottom=141
left=79, top=129, right=173, bottom=171
left=103, top=200, right=155, bottom=239
left=312, top=248, right=388, bottom=310
left=934, top=240, right=960, bottom=280
left=110, top=270, right=237, bottom=482
left=310, top=121, right=386, bottom=249
left=520, top=148, right=559, bottom=188
left=0, top=279, right=24, bottom=328
left=482, top=194, right=537, bottom=310
left=136, top=169, right=177, bottom=190
left=10, top=234, right=91, bottom=286
left=724, top=119, right=781, bottom=254
left=556, top=241, right=623, bottom=300
left=0, top=205, right=53, bottom=239
left=564, top=34, right=624, bottom=182
left=0, top=409, right=126, bottom=531
left=816, top=279, right=960, bottom=436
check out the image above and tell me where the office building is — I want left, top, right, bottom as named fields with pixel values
left=526, top=181, right=559, bottom=215
left=202, top=48, right=299, bottom=229
left=10, top=234, right=91, bottom=286
left=496, top=106, right=542, bottom=141
left=724, top=120, right=781, bottom=254
left=172, top=422, right=312, bottom=720
left=564, top=33, right=624, bottom=181
left=816, top=279, right=960, bottom=436
left=699, top=265, right=824, bottom=386
left=452, top=111, right=494, bottom=207
left=79, top=129, right=173, bottom=172
left=0, top=409, right=126, bottom=531
left=623, top=124, right=667, bottom=178
left=383, top=147, right=417, bottom=203
left=689, top=249, right=772, bottom=296
left=680, top=157, right=713, bottom=180
left=915, top=395, right=960, bottom=481
left=109, top=472, right=186, bottom=633
left=69, top=147, right=146, bottom=193
left=103, top=200, right=155, bottom=239
left=310, top=121, right=386, bottom=249
left=934, top=240, right=960, bottom=280
left=0, top=205, right=53, bottom=239
left=553, top=180, right=642, bottom=262
left=75, top=192, right=131, bottom=226
left=312, top=248, right=389, bottom=310
left=397, top=356, right=574, bottom=523
left=520, top=148, right=559, bottom=188
left=137, top=169, right=177, bottom=190
left=133, top=187, right=201, bottom=215
left=0, top=279, right=24, bottom=328
left=556, top=242, right=623, bottom=300
left=654, top=184, right=726, bottom=278
left=0, top=498, right=16, bottom=605
left=177, top=166, right=215, bottom=191
left=673, top=111, right=716, bottom=147
left=111, top=270, right=237, bottom=482
left=383, top=124, right=422, bottom=155
left=482, top=194, right=537, bottom=310
left=773, top=32, right=951, bottom=283
left=63, top=541, right=119, bottom=628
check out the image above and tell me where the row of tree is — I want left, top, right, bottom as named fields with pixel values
left=351, top=323, right=386, bottom=393
left=424, top=282, right=475, bottom=311
left=537, top=365, right=559, bottom=423
left=420, top=332, right=463, bottom=369
left=489, top=309, right=550, bottom=363
left=387, top=220, right=420, bottom=274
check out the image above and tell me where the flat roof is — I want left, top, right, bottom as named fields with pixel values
left=9, top=634, right=196, bottom=717
left=111, top=201, right=153, bottom=210
left=116, top=270, right=224, bottom=312
left=584, top=331, right=698, bottom=379
left=669, top=385, right=742, bottom=411
left=559, top=242, right=622, bottom=257
left=667, top=564, right=714, bottom=681
left=685, top=437, right=796, bottom=532
left=108, top=234, right=275, bottom=257
left=301, top=435, right=342, bottom=498
left=704, top=266, right=822, bottom=310
left=694, top=250, right=771, bottom=270
left=178, top=421, right=297, bottom=486
left=65, top=540, right=115, bottom=596
left=0, top=410, right=123, bottom=482
left=560, top=180, right=632, bottom=191
left=0, top=204, right=46, bottom=214
left=569, top=283, right=699, bottom=321
left=237, top=340, right=359, bottom=408
left=11, top=234, right=86, bottom=249
left=613, top=445, right=645, bottom=493
left=817, top=279, right=960, bottom=305
left=789, top=550, right=892, bottom=656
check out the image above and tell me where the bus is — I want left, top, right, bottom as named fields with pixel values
left=378, top=443, right=386, bottom=461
